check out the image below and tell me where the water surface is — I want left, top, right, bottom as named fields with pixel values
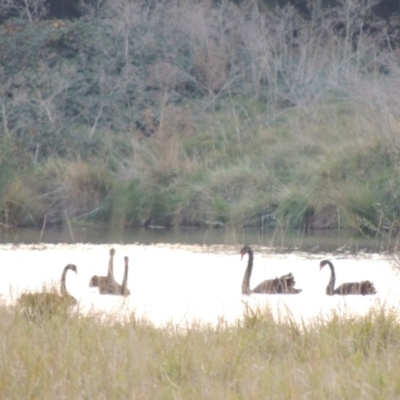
left=0, top=226, right=395, bottom=253
left=1, top=239, right=399, bottom=327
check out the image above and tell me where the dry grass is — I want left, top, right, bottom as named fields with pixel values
left=16, top=280, right=76, bottom=322
left=2, top=301, right=400, bottom=399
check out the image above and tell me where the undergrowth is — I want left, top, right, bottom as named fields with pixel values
left=1, top=1, right=400, bottom=234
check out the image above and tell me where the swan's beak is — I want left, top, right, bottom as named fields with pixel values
left=319, top=264, right=323, bottom=271
left=240, top=252, right=244, bottom=260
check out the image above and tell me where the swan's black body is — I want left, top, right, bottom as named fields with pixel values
left=320, top=259, right=376, bottom=295
left=240, top=245, right=302, bottom=295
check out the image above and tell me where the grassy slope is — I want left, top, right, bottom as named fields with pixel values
left=1, top=3, right=400, bottom=233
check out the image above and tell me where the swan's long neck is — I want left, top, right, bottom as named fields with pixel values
left=107, top=251, right=115, bottom=280
left=121, top=257, right=129, bottom=295
left=242, top=248, right=253, bottom=295
left=60, top=264, right=75, bottom=297
left=61, top=266, right=68, bottom=296
left=326, top=260, right=336, bottom=295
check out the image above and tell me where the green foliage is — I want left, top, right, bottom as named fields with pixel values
left=1, top=1, right=400, bottom=231
left=148, top=186, right=182, bottom=227
left=0, top=160, right=113, bottom=226
left=275, top=191, right=314, bottom=229
left=111, top=179, right=148, bottom=227
left=313, top=139, right=400, bottom=235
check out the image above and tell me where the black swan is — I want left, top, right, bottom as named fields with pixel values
left=89, top=248, right=117, bottom=293
left=240, top=245, right=302, bottom=295
left=90, top=249, right=130, bottom=296
left=319, top=259, right=376, bottom=295
left=17, top=264, right=78, bottom=315
left=59, top=264, right=78, bottom=304
left=120, top=256, right=130, bottom=296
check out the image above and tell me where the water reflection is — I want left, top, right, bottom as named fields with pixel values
left=0, top=226, right=395, bottom=253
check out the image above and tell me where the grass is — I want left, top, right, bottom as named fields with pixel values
left=2, top=300, right=400, bottom=398
left=2, top=98, right=400, bottom=233
left=16, top=281, right=76, bottom=323
left=3, top=102, right=400, bottom=232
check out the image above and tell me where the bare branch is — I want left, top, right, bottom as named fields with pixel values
left=0, top=0, right=48, bottom=21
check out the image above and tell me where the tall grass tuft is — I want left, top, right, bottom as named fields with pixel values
left=16, top=282, right=77, bottom=322
left=2, top=177, right=44, bottom=227
left=5, top=159, right=114, bottom=227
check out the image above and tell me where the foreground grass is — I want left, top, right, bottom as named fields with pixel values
left=1, top=303, right=400, bottom=399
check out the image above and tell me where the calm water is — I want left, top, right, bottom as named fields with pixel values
left=0, top=226, right=396, bottom=254
left=1, top=227, right=399, bottom=327
left=1, top=242, right=399, bottom=327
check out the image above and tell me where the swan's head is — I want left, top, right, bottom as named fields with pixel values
left=110, top=248, right=116, bottom=256
left=89, top=276, right=100, bottom=287
left=319, top=260, right=330, bottom=271
left=240, top=245, right=251, bottom=260
left=65, top=264, right=77, bottom=274
left=124, top=256, right=129, bottom=266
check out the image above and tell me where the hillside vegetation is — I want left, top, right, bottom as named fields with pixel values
left=1, top=0, right=400, bottom=234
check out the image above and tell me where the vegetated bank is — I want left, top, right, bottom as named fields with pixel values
left=1, top=1, right=400, bottom=236
left=2, top=301, right=400, bottom=398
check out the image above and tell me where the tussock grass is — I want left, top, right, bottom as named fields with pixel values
left=2, top=177, right=42, bottom=227
left=1, top=159, right=113, bottom=226
left=2, top=301, right=400, bottom=398
left=16, top=281, right=77, bottom=322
